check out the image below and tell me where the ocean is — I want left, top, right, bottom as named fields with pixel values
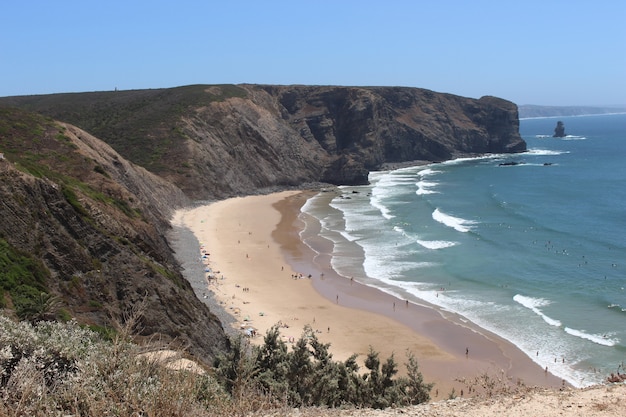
left=299, top=113, right=626, bottom=388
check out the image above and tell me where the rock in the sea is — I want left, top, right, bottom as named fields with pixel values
left=553, top=121, right=566, bottom=137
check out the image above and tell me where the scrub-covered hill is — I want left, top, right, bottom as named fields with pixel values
left=1, top=84, right=525, bottom=198
left=0, top=107, right=229, bottom=363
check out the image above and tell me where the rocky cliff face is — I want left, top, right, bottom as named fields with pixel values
left=262, top=86, right=523, bottom=181
left=0, top=108, right=229, bottom=363
left=0, top=84, right=525, bottom=199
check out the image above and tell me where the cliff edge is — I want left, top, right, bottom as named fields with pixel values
left=0, top=84, right=525, bottom=199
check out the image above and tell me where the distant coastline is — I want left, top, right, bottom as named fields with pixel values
left=518, top=104, right=626, bottom=119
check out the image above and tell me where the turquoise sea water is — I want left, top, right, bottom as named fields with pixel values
left=299, top=113, right=626, bottom=387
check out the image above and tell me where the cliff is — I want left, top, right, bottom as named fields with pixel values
left=0, top=84, right=525, bottom=199
left=0, top=107, right=229, bottom=363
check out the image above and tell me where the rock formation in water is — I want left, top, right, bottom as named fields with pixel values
left=553, top=121, right=566, bottom=137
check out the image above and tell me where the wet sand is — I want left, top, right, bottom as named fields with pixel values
left=172, top=190, right=566, bottom=399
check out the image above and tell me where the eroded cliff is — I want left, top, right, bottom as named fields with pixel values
left=0, top=108, right=229, bottom=363
left=0, top=84, right=525, bottom=198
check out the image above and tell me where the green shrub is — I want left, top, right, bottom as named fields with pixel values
left=56, top=308, right=72, bottom=322
left=0, top=239, right=51, bottom=320
left=61, top=185, right=89, bottom=217
left=214, top=324, right=432, bottom=409
left=93, top=164, right=109, bottom=177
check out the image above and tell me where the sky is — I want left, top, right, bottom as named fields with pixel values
left=1, top=0, right=625, bottom=106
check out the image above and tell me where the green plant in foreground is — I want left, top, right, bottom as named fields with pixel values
left=214, top=324, right=433, bottom=409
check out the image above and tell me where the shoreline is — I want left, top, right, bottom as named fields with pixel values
left=172, top=190, right=566, bottom=399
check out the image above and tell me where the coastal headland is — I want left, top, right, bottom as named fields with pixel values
left=173, top=190, right=566, bottom=399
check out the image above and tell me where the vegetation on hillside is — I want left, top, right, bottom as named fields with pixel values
left=1, top=107, right=144, bottom=219
left=0, top=110, right=61, bottom=317
left=0, top=239, right=51, bottom=321
left=0, top=107, right=177, bottom=319
left=1, top=85, right=248, bottom=173
left=0, top=312, right=433, bottom=416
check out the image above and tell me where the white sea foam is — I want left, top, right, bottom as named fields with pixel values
left=416, top=240, right=458, bottom=250
left=442, top=154, right=507, bottom=165
left=513, top=294, right=562, bottom=327
left=525, top=148, right=569, bottom=156
left=564, top=327, right=618, bottom=347
left=418, top=168, right=441, bottom=177
left=432, top=208, right=477, bottom=233
left=363, top=254, right=425, bottom=282
left=370, top=194, right=394, bottom=219
left=393, top=225, right=457, bottom=249
left=300, top=195, right=316, bottom=213
left=561, top=135, right=587, bottom=140
left=416, top=180, right=438, bottom=195
left=338, top=230, right=359, bottom=242
left=369, top=172, right=414, bottom=220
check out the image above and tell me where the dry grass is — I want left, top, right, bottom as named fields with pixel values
left=0, top=310, right=285, bottom=417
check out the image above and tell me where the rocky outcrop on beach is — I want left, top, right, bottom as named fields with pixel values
left=0, top=107, right=229, bottom=363
left=0, top=84, right=525, bottom=199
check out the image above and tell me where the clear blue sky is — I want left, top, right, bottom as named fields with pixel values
left=2, top=0, right=625, bottom=106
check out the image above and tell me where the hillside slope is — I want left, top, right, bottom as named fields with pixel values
left=0, top=107, right=229, bottom=363
left=0, top=84, right=526, bottom=199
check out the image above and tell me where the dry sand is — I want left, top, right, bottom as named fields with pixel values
left=173, top=190, right=570, bottom=399
left=265, top=384, right=626, bottom=417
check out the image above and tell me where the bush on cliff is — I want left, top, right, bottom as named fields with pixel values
left=0, top=314, right=232, bottom=416
left=0, top=316, right=432, bottom=416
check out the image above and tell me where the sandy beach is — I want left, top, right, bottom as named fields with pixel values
left=172, top=190, right=566, bottom=399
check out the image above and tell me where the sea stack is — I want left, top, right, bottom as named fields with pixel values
left=553, top=121, right=566, bottom=137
